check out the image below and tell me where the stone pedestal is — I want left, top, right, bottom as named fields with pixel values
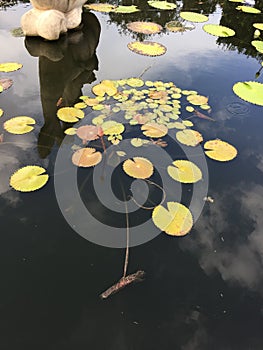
left=21, top=0, right=87, bottom=40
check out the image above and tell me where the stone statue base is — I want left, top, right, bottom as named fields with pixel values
left=21, top=0, right=87, bottom=40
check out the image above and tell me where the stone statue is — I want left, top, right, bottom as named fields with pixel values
left=21, top=0, right=87, bottom=40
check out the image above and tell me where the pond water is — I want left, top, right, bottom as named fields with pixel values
left=0, top=1, right=263, bottom=349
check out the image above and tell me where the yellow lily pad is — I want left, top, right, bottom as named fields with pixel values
left=167, top=160, right=202, bottom=183
left=180, top=11, right=208, bottom=23
left=141, top=123, right=168, bottom=138
left=128, top=41, right=167, bottom=56
left=152, top=201, right=193, bottom=236
left=176, top=129, right=203, bottom=146
left=64, top=127, right=77, bottom=135
left=123, top=157, right=154, bottom=179
left=204, top=139, right=238, bottom=162
left=0, top=62, right=22, bottom=72
left=10, top=165, right=49, bottom=192
left=57, top=107, right=84, bottom=122
left=92, top=80, right=118, bottom=97
left=84, top=3, right=116, bottom=12
left=102, top=121, right=125, bottom=135
left=187, top=94, right=208, bottom=105
left=4, top=116, right=35, bottom=134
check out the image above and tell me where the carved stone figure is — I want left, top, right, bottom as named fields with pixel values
left=21, top=0, right=87, bottom=40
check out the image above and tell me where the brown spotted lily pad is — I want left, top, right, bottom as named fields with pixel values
left=127, top=21, right=163, bottom=35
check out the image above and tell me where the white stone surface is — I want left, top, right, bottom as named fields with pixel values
left=21, top=0, right=87, bottom=40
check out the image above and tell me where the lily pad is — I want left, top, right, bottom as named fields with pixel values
left=0, top=109, right=3, bottom=117
left=204, top=139, right=238, bottom=162
left=236, top=5, right=261, bottom=13
left=0, top=62, right=22, bottom=72
left=176, top=129, right=203, bottom=146
left=102, top=121, right=125, bottom=135
left=57, top=107, right=84, bottom=122
left=203, top=24, right=235, bottom=37
left=127, top=21, right=163, bottom=35
left=72, top=147, right=102, bottom=167
left=127, top=41, right=167, bottom=56
left=123, top=157, right=154, bottom=179
left=187, top=94, right=208, bottom=105
left=4, top=116, right=35, bottom=134
left=232, top=81, right=263, bottom=106
left=253, top=23, right=263, bottom=30
left=141, top=123, right=168, bottom=138
left=114, top=5, right=140, bottom=13
left=92, top=80, right=118, bottom=97
left=251, top=40, right=263, bottom=53
left=84, top=3, right=116, bottom=12
left=64, top=127, right=77, bottom=135
left=167, top=160, right=202, bottom=183
left=180, top=11, right=208, bottom=23
left=165, top=21, right=195, bottom=32
left=76, top=125, right=101, bottom=142
left=148, top=1, right=177, bottom=10
left=0, top=78, right=13, bottom=90
left=152, top=201, right=193, bottom=236
left=10, top=166, right=49, bottom=192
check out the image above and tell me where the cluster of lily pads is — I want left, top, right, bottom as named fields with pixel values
left=0, top=60, right=240, bottom=236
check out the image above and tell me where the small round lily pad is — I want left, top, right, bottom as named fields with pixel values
left=203, top=24, right=235, bottom=37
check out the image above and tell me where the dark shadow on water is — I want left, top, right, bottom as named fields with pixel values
left=24, top=11, right=101, bottom=158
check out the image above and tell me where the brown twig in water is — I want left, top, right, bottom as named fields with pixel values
left=100, top=270, right=145, bottom=299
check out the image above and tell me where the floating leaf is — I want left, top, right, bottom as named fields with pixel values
left=141, top=123, right=168, bottom=138
left=148, top=1, right=177, bottom=10
left=186, top=106, right=195, bottom=112
left=236, top=5, right=261, bottom=13
left=187, top=94, right=208, bottom=105
left=74, top=102, right=87, bottom=109
left=116, top=151, right=126, bottom=157
left=229, top=0, right=244, bottom=2
left=76, top=125, right=101, bottom=142
left=203, top=24, right=235, bottom=37
left=4, top=116, right=35, bottom=134
left=0, top=62, right=22, bottom=72
left=92, top=80, right=118, bottom=97
left=253, top=23, right=263, bottom=30
left=127, top=21, right=163, bottom=34
left=0, top=85, right=3, bottom=93
left=114, top=5, right=140, bottom=13
left=0, top=109, right=3, bottom=117
left=0, top=78, right=13, bottom=90
left=10, top=166, right=49, bottom=192
left=72, top=147, right=102, bottom=167
left=232, top=81, right=263, bottom=106
left=131, top=138, right=150, bottom=147
left=165, top=21, right=195, bottom=32
left=167, top=160, right=202, bottom=183
left=176, top=129, right=203, bottom=146
left=180, top=11, right=208, bottom=23
left=152, top=202, right=193, bottom=236
left=123, top=157, right=154, bottom=179
left=126, top=78, right=144, bottom=87
left=251, top=40, right=263, bottom=53
left=182, top=120, right=193, bottom=127
left=127, top=41, right=167, bottom=56
left=102, top=121, right=125, bottom=135
left=57, top=107, right=84, bottom=122
left=64, top=127, right=77, bottom=135
left=84, top=3, right=116, bottom=12
left=204, top=139, right=237, bottom=162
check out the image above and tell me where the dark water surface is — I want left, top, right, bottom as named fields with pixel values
left=0, top=1, right=263, bottom=349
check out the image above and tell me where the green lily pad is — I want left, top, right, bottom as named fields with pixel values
left=251, top=40, right=263, bottom=53
left=165, top=21, right=195, bottom=32
left=203, top=24, right=235, bottom=37
left=179, top=11, right=208, bottom=23
left=148, top=1, right=177, bottom=10
left=233, top=81, right=263, bottom=106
